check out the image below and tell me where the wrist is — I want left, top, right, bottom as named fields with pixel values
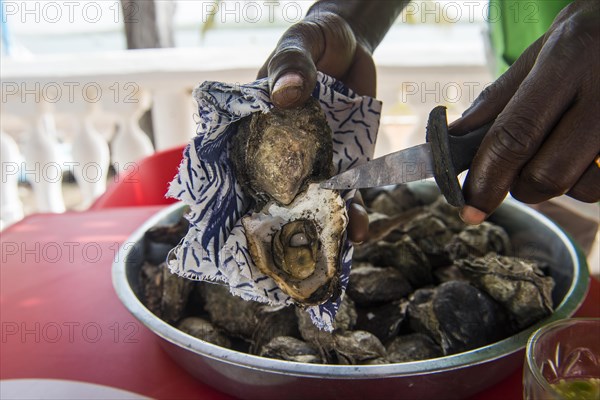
left=305, top=1, right=372, bottom=53
left=306, top=0, right=408, bottom=53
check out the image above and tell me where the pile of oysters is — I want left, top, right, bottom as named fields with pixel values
left=142, top=98, right=555, bottom=364
left=141, top=183, right=555, bottom=365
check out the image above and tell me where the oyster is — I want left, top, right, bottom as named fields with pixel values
left=140, top=261, right=194, bottom=324
left=201, top=282, right=263, bottom=338
left=232, top=98, right=347, bottom=307
left=177, top=317, right=232, bottom=348
left=356, top=300, right=408, bottom=342
left=455, top=254, right=554, bottom=329
left=346, top=262, right=412, bottom=305
left=242, top=184, right=346, bottom=305
left=144, top=215, right=189, bottom=265
left=433, top=265, right=468, bottom=284
left=367, top=185, right=421, bottom=216
left=446, top=222, right=511, bottom=260
left=428, top=196, right=466, bottom=233
left=231, top=97, right=333, bottom=208
left=259, top=337, right=322, bottom=364
left=403, top=213, right=453, bottom=267
left=296, top=295, right=357, bottom=354
left=161, top=263, right=195, bottom=324
left=201, top=282, right=298, bottom=346
left=354, top=236, right=432, bottom=288
left=333, top=331, right=387, bottom=365
left=408, top=281, right=511, bottom=355
left=386, top=333, right=442, bottom=362
left=140, top=262, right=162, bottom=317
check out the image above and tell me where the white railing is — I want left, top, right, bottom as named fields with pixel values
left=1, top=40, right=494, bottom=229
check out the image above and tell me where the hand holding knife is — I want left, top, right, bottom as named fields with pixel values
left=320, top=106, right=494, bottom=208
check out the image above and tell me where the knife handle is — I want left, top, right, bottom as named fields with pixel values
left=426, top=106, right=494, bottom=207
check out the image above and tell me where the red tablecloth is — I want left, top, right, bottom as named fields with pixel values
left=1, top=207, right=599, bottom=399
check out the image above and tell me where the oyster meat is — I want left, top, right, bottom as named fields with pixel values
left=232, top=98, right=348, bottom=306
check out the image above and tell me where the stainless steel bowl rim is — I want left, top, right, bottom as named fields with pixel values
left=112, top=198, right=589, bottom=379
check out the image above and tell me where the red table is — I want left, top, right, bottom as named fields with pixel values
left=1, top=207, right=599, bottom=399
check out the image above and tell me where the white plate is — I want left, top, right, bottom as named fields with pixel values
left=0, top=379, right=149, bottom=400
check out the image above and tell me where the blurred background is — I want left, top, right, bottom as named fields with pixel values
left=1, top=0, right=597, bottom=273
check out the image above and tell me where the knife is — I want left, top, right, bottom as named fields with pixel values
left=320, top=106, right=494, bottom=207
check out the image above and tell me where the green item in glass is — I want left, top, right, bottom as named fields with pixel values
left=549, top=377, right=600, bottom=400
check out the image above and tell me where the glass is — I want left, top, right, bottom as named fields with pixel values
left=524, top=318, right=600, bottom=400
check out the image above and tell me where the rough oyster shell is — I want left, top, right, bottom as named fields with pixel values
left=177, top=317, right=232, bottom=348
left=446, top=222, right=511, bottom=260
left=386, top=333, right=442, bottom=362
left=455, top=254, right=554, bottom=329
left=333, top=331, right=387, bottom=365
left=231, top=97, right=333, bottom=208
left=366, top=185, right=422, bottom=216
left=347, top=263, right=412, bottom=305
left=408, top=281, right=511, bottom=355
left=259, top=336, right=322, bottom=364
left=356, top=299, right=408, bottom=343
left=242, top=184, right=347, bottom=305
left=140, top=261, right=194, bottom=324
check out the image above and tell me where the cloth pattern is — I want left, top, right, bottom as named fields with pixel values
left=167, top=72, right=381, bottom=330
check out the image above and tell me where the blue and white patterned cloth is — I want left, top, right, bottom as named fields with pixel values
left=167, top=72, right=382, bottom=331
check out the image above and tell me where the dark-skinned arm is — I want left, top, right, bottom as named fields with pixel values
left=258, top=0, right=408, bottom=109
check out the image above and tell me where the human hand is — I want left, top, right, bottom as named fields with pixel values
left=449, top=0, right=600, bottom=225
left=256, top=8, right=376, bottom=109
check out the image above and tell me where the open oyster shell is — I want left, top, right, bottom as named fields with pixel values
left=242, top=184, right=347, bottom=305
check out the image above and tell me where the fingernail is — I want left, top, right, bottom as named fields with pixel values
left=272, top=72, right=303, bottom=106
left=459, top=205, right=487, bottom=225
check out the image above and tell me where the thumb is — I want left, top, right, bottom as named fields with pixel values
left=257, top=21, right=322, bottom=109
left=268, top=47, right=317, bottom=109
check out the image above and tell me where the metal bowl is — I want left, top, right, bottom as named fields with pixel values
left=113, top=185, right=589, bottom=400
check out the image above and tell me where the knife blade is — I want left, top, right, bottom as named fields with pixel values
left=319, top=143, right=435, bottom=189
left=320, top=106, right=494, bottom=207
